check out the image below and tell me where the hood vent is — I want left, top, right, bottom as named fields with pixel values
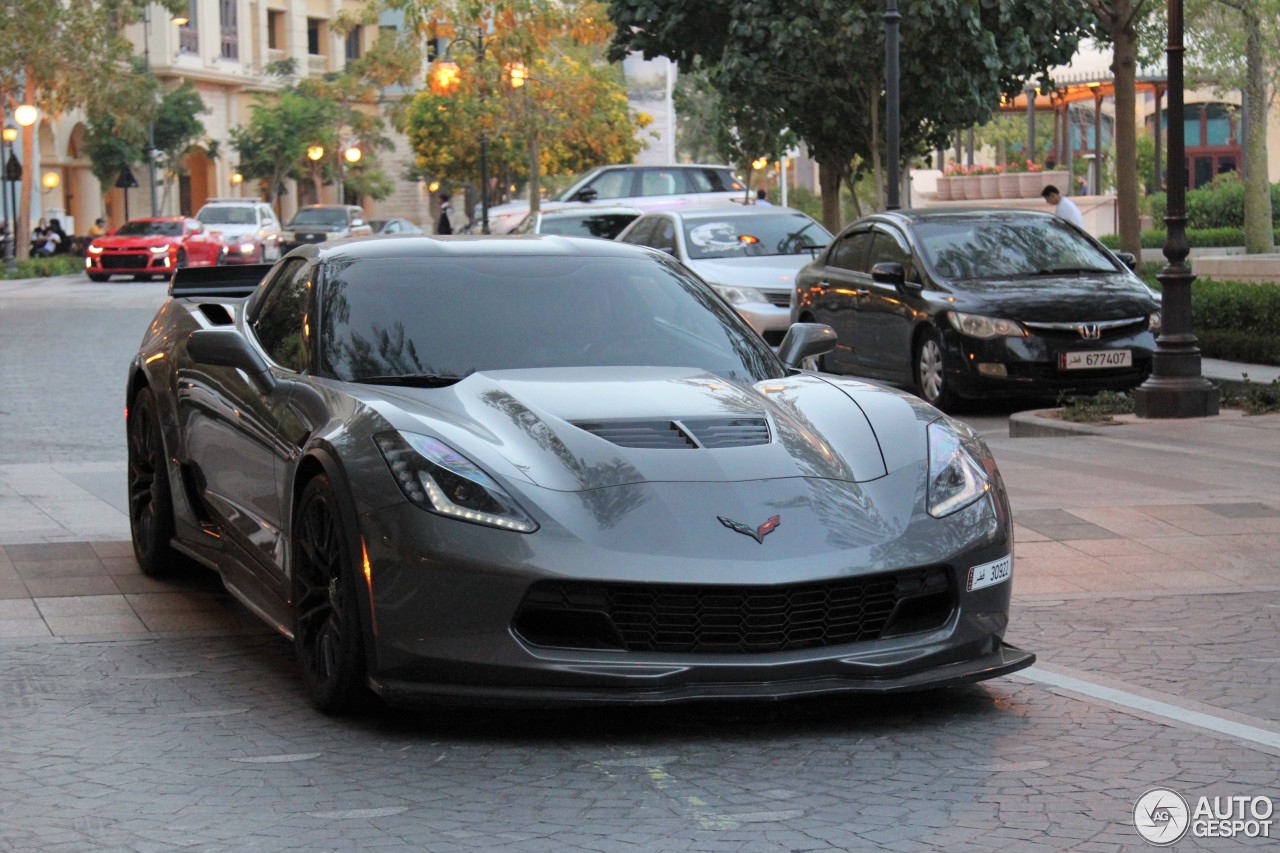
left=574, top=417, right=770, bottom=450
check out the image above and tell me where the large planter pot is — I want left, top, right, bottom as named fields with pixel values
left=949, top=175, right=972, bottom=200
left=1018, top=172, right=1045, bottom=199
left=979, top=174, right=1001, bottom=199
left=1041, top=170, right=1070, bottom=195
left=998, top=173, right=1021, bottom=198
left=934, top=175, right=953, bottom=201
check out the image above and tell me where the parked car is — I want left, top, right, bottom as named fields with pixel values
left=510, top=204, right=641, bottom=240
left=125, top=234, right=1033, bottom=712
left=84, top=217, right=222, bottom=282
left=791, top=208, right=1161, bottom=410
left=195, top=199, right=283, bottom=264
left=617, top=206, right=831, bottom=346
left=482, top=164, right=747, bottom=234
left=280, top=205, right=373, bottom=251
left=368, top=218, right=424, bottom=236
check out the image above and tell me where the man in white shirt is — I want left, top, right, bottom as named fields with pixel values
left=1041, top=185, right=1084, bottom=230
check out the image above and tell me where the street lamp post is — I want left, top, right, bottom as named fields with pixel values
left=433, top=25, right=491, bottom=233
left=1133, top=0, right=1218, bottom=419
left=142, top=4, right=160, bottom=217
left=1, top=123, right=17, bottom=271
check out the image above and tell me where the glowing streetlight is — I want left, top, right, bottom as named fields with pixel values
left=307, top=145, right=325, bottom=161
left=343, top=146, right=362, bottom=164
left=14, top=105, right=38, bottom=127
left=41, top=171, right=60, bottom=190
left=1, top=128, right=15, bottom=143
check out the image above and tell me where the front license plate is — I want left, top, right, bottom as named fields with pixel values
left=1059, top=349, right=1132, bottom=370
left=968, top=555, right=1011, bottom=592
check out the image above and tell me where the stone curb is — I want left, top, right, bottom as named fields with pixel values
left=1009, top=409, right=1116, bottom=438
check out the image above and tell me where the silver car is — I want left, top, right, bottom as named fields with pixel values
left=617, top=206, right=832, bottom=346
left=126, top=236, right=1032, bottom=713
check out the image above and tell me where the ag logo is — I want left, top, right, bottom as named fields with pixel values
left=1134, top=787, right=1190, bottom=845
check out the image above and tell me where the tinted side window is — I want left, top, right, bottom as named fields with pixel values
left=585, top=170, right=632, bottom=199
left=251, top=259, right=311, bottom=372
left=619, top=217, right=658, bottom=246
left=638, top=169, right=684, bottom=196
left=650, top=218, right=678, bottom=254
left=869, top=227, right=921, bottom=283
left=829, top=231, right=873, bottom=273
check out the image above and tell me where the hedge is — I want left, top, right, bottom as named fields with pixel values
left=1098, top=227, right=1280, bottom=250
left=0, top=254, right=86, bottom=280
left=1147, top=180, right=1280, bottom=229
left=1134, top=276, right=1280, bottom=367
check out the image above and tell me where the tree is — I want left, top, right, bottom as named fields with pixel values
left=0, top=0, right=183, bottom=258
left=152, top=82, right=212, bottom=212
left=608, top=0, right=1093, bottom=231
left=1087, top=1, right=1155, bottom=259
left=230, top=90, right=340, bottom=212
left=1185, top=0, right=1277, bottom=254
left=392, top=0, right=646, bottom=213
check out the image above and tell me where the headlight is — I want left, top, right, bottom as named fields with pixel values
left=280, top=231, right=295, bottom=241
left=713, top=284, right=768, bottom=305
left=375, top=431, right=538, bottom=533
left=87, top=245, right=103, bottom=254
left=149, top=244, right=171, bottom=254
left=947, top=311, right=1026, bottom=339
left=1148, top=311, right=1162, bottom=332
left=84, top=256, right=92, bottom=268
left=238, top=242, right=256, bottom=254
left=926, top=419, right=991, bottom=518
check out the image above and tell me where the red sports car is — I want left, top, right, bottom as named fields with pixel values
left=85, top=217, right=223, bottom=282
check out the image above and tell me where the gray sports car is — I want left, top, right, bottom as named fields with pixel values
left=126, top=235, right=1033, bottom=713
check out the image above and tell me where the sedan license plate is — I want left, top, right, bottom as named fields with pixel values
left=1059, top=349, right=1131, bottom=370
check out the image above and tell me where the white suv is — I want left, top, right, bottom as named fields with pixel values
left=481, top=164, right=746, bottom=234
left=195, top=199, right=283, bottom=264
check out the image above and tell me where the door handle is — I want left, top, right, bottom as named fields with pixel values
left=817, top=280, right=832, bottom=289
left=853, top=288, right=870, bottom=297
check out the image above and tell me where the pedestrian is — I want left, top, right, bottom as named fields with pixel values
left=48, top=218, right=69, bottom=255
left=754, top=188, right=772, bottom=206
left=1041, top=185, right=1084, bottom=230
left=436, top=192, right=468, bottom=235
left=31, top=218, right=60, bottom=257
left=87, top=218, right=107, bottom=238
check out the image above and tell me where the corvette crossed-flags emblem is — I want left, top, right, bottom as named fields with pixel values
left=716, top=514, right=781, bottom=544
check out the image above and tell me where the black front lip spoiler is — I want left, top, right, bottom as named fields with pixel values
left=368, top=642, right=1036, bottom=708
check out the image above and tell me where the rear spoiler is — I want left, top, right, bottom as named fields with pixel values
left=169, top=264, right=274, bottom=298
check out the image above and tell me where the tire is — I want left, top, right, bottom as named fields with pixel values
left=915, top=327, right=957, bottom=411
left=87, top=273, right=109, bottom=283
left=292, top=475, right=369, bottom=714
left=127, top=386, right=185, bottom=576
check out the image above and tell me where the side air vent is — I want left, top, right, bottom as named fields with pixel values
left=198, top=303, right=235, bottom=326
left=574, top=417, right=770, bottom=450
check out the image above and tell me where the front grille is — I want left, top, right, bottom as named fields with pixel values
left=765, top=291, right=791, bottom=308
left=514, top=567, right=953, bottom=654
left=100, top=254, right=150, bottom=269
left=575, top=417, right=770, bottom=450
left=1023, top=317, right=1148, bottom=340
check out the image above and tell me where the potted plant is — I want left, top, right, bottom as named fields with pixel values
left=998, top=161, right=1023, bottom=198
left=1018, top=161, right=1046, bottom=198
left=976, top=164, right=1002, bottom=199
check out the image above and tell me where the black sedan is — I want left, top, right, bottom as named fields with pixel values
left=127, top=236, right=1032, bottom=713
left=792, top=209, right=1161, bottom=410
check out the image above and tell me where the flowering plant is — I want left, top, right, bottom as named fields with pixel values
left=1026, top=160, right=1044, bottom=173
left=943, top=161, right=966, bottom=176
left=1003, top=160, right=1025, bottom=174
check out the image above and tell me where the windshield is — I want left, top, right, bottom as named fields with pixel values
left=290, top=208, right=349, bottom=227
left=914, top=217, right=1120, bottom=279
left=198, top=206, right=256, bottom=226
left=116, top=221, right=182, bottom=237
left=318, top=256, right=784, bottom=383
left=682, top=213, right=831, bottom=260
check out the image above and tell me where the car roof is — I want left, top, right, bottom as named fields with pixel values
left=646, top=205, right=808, bottom=221
left=864, top=208, right=1060, bottom=226
left=307, top=234, right=662, bottom=264
left=539, top=204, right=642, bottom=217
left=126, top=216, right=186, bottom=223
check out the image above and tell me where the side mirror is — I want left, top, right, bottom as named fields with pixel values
left=871, top=261, right=905, bottom=287
left=1115, top=251, right=1137, bottom=271
left=570, top=187, right=599, bottom=203
left=777, top=323, right=837, bottom=369
left=187, top=329, right=277, bottom=394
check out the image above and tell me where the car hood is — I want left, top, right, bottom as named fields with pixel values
left=91, top=235, right=175, bottom=249
left=689, top=256, right=813, bottom=292
left=365, top=367, right=900, bottom=492
left=943, top=273, right=1159, bottom=321
left=286, top=223, right=345, bottom=232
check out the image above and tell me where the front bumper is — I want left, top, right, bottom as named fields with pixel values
left=942, top=325, right=1155, bottom=399
left=733, top=299, right=792, bottom=345
left=352, top=471, right=1024, bottom=708
left=85, top=250, right=175, bottom=276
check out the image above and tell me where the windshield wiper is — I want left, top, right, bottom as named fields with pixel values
left=1032, top=266, right=1111, bottom=275
left=353, top=373, right=466, bottom=387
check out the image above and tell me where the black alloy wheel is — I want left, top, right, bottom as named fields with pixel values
left=127, top=386, right=183, bottom=576
left=292, top=475, right=369, bottom=714
left=915, top=327, right=956, bottom=411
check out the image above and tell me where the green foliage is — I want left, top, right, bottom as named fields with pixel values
left=1236, top=377, right=1280, bottom=415
left=1055, top=390, right=1135, bottom=423
left=230, top=90, right=340, bottom=208
left=0, top=254, right=86, bottom=280
left=1099, top=227, right=1280, bottom=249
left=1147, top=179, right=1280, bottom=230
left=607, top=0, right=1094, bottom=226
